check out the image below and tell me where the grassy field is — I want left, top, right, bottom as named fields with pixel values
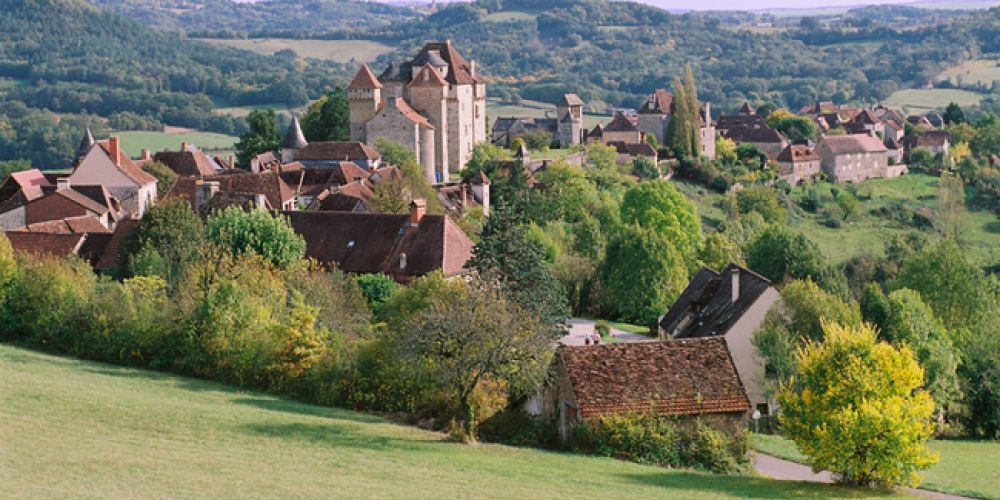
left=882, top=88, right=985, bottom=114
left=487, top=99, right=609, bottom=131
left=675, top=174, right=1000, bottom=267
left=936, top=57, right=1000, bottom=87
left=484, top=10, right=538, bottom=22
left=0, top=344, right=898, bottom=499
left=752, top=434, right=1000, bottom=499
left=197, top=38, right=393, bottom=63
left=113, top=130, right=238, bottom=156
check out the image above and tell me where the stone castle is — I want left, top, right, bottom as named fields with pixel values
left=347, top=41, right=486, bottom=184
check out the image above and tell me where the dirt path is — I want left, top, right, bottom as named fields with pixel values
left=753, top=453, right=971, bottom=500
left=560, top=318, right=653, bottom=346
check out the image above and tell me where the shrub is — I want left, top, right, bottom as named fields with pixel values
left=205, top=207, right=306, bottom=268
left=479, top=409, right=561, bottom=448
left=356, top=273, right=399, bottom=319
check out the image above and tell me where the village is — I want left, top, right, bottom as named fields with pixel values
left=2, top=39, right=998, bottom=496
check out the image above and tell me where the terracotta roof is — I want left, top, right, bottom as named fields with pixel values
left=723, top=126, right=786, bottom=144
left=95, top=140, right=157, bottom=186
left=12, top=215, right=109, bottom=234
left=415, top=41, right=482, bottom=85
left=777, top=145, right=820, bottom=162
left=5, top=232, right=86, bottom=257
left=199, top=191, right=271, bottom=216
left=798, top=101, right=837, bottom=114
left=852, top=108, right=882, bottom=125
left=378, top=97, right=434, bottom=129
left=8, top=169, right=51, bottom=201
left=604, top=111, right=638, bottom=132
left=738, top=102, right=755, bottom=114
left=315, top=182, right=373, bottom=212
left=347, top=64, right=383, bottom=90
left=282, top=211, right=474, bottom=280
left=607, top=141, right=657, bottom=157
left=24, top=188, right=111, bottom=225
left=94, top=220, right=138, bottom=271
left=559, top=338, right=751, bottom=420
left=295, top=141, right=381, bottom=162
left=166, top=172, right=294, bottom=210
left=819, top=134, right=887, bottom=155
left=283, top=115, right=309, bottom=150
left=409, top=64, right=448, bottom=87
left=717, top=114, right=767, bottom=131
left=660, top=264, right=775, bottom=339
left=153, top=149, right=219, bottom=177
left=370, top=166, right=401, bottom=183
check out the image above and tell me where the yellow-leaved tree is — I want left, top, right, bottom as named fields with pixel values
left=777, top=321, right=938, bottom=488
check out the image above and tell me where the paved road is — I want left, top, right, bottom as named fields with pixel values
left=753, top=453, right=971, bottom=499
left=560, top=318, right=653, bottom=346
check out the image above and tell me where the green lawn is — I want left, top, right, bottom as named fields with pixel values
left=113, top=130, right=238, bottom=156
left=882, top=88, right=986, bottom=114
left=675, top=174, right=1000, bottom=268
left=752, top=434, right=1000, bottom=499
left=0, top=344, right=894, bottom=498
left=936, top=56, right=1000, bottom=87
left=487, top=99, right=609, bottom=131
left=196, top=38, right=393, bottom=63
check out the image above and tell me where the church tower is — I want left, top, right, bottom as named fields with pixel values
left=556, top=94, right=584, bottom=148
left=347, top=64, right=383, bottom=142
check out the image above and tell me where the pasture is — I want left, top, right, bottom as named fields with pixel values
left=882, top=88, right=985, bottom=114
left=197, top=38, right=394, bottom=63
left=113, top=130, right=238, bottom=156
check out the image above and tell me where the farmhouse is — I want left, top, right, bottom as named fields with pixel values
left=776, top=144, right=821, bottom=185
left=816, top=134, right=898, bottom=183
left=70, top=136, right=157, bottom=217
left=540, top=338, right=751, bottom=441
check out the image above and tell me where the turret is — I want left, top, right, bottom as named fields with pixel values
left=347, top=64, right=383, bottom=142
left=75, top=127, right=95, bottom=166
left=281, top=114, right=308, bottom=163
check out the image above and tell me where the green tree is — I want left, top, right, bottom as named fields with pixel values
left=399, top=279, right=556, bottom=441
left=631, top=156, right=659, bottom=179
left=205, top=207, right=305, bottom=268
left=935, top=173, right=965, bottom=240
left=620, top=180, right=703, bottom=269
left=836, top=190, right=858, bottom=221
left=300, top=87, right=350, bottom=142
left=374, top=137, right=418, bottom=167
left=746, top=225, right=825, bottom=285
left=0, top=159, right=31, bottom=180
left=235, top=109, right=281, bottom=169
left=356, top=273, right=399, bottom=319
left=893, top=239, right=994, bottom=329
left=970, top=122, right=1000, bottom=155
left=120, top=198, right=205, bottom=281
left=666, top=77, right=693, bottom=158
left=778, top=322, right=938, bottom=488
left=735, top=186, right=788, bottom=224
left=141, top=161, right=178, bottom=198
left=466, top=204, right=568, bottom=326
left=600, top=224, right=688, bottom=325
left=699, top=231, right=743, bottom=270
left=943, top=102, right=966, bottom=125
left=947, top=122, right=976, bottom=146
left=766, top=110, right=818, bottom=142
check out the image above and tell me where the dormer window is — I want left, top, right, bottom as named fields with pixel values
left=347, top=240, right=355, bottom=249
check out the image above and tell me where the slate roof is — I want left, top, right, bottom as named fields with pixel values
left=409, top=63, right=448, bottom=87
left=76, top=128, right=95, bottom=165
left=777, top=145, right=820, bottom=162
left=282, top=210, right=474, bottom=280
left=379, top=41, right=483, bottom=86
left=153, top=149, right=220, bottom=177
left=282, top=115, right=309, bottom=150
left=559, top=93, right=585, bottom=107
left=604, top=111, right=638, bottom=132
left=659, top=264, right=775, bottom=339
left=347, top=64, right=383, bottom=90
left=738, top=102, right=755, bottom=115
left=5, top=232, right=86, bottom=257
left=819, top=134, right=887, bottom=155
left=722, top=126, right=786, bottom=144
left=295, top=141, right=381, bottom=162
left=95, top=140, right=157, bottom=186
left=558, top=338, right=751, bottom=420
left=716, top=114, right=767, bottom=131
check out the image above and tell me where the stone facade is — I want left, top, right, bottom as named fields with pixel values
left=348, top=41, right=486, bottom=183
left=816, top=135, right=891, bottom=183
left=556, top=94, right=584, bottom=147
left=365, top=97, right=436, bottom=181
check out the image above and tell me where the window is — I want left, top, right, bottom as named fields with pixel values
left=347, top=241, right=355, bottom=249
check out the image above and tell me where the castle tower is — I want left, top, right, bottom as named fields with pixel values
left=407, top=63, right=450, bottom=180
left=281, top=114, right=308, bottom=163
left=347, top=64, right=383, bottom=142
left=556, top=94, right=584, bottom=148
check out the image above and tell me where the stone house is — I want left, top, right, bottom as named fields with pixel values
left=600, top=111, right=642, bottom=144
left=70, top=136, right=157, bottom=217
left=658, top=264, right=780, bottom=415
left=816, top=134, right=902, bottom=183
left=349, top=41, right=486, bottom=183
left=491, top=116, right=557, bottom=148
left=635, top=89, right=716, bottom=159
left=291, top=140, right=383, bottom=171
left=849, top=109, right=885, bottom=137
left=722, top=126, right=788, bottom=161
left=153, top=144, right=225, bottom=178
left=538, top=338, right=751, bottom=442
left=903, top=130, right=951, bottom=159
left=776, top=145, right=821, bottom=185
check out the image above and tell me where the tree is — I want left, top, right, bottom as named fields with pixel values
left=943, top=102, right=966, bottom=125
left=970, top=122, right=1000, bottom=156
left=205, top=207, right=305, bottom=268
left=356, top=273, right=399, bottom=319
left=754, top=279, right=862, bottom=385
left=746, top=225, right=825, bottom=285
left=836, top=190, right=858, bottom=221
left=300, top=87, right=349, bottom=142
left=947, top=122, right=976, bottom=145
left=735, top=186, right=788, bottom=224
left=235, top=109, right=280, bottom=169
left=682, top=65, right=701, bottom=156
left=766, top=110, right=818, bottom=142
left=950, top=141, right=971, bottom=163
left=374, top=138, right=418, bottom=167
left=141, top=161, right=178, bottom=198
left=120, top=198, right=205, bottom=281
left=620, top=180, right=703, bottom=269
left=466, top=204, right=568, bottom=326
left=382, top=271, right=466, bottom=333
left=778, top=322, right=938, bottom=488
left=600, top=224, right=688, bottom=325
left=369, top=160, right=444, bottom=215
left=399, top=279, right=556, bottom=440
left=0, top=159, right=31, bottom=180
left=631, top=156, right=659, bottom=179
left=894, top=239, right=994, bottom=329
left=715, top=137, right=737, bottom=165
left=935, top=173, right=965, bottom=240
left=699, top=231, right=743, bottom=270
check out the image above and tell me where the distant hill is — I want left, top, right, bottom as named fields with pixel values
left=85, top=0, right=420, bottom=36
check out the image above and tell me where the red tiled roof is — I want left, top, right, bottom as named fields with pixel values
left=5, top=232, right=86, bottom=257
left=167, top=172, right=294, bottom=210
left=559, top=338, right=751, bottom=420
left=604, top=111, right=638, bottom=132
left=153, top=149, right=219, bottom=177
left=639, top=89, right=674, bottom=115
left=376, top=97, right=434, bottom=129
left=295, top=142, right=381, bottom=162
left=9, top=169, right=50, bottom=200
left=348, top=64, right=383, bottom=90
left=820, top=134, right=887, bottom=154
left=94, top=219, right=138, bottom=271
left=415, top=41, right=482, bottom=85
left=777, top=145, right=820, bottom=162
left=12, top=215, right=109, bottom=234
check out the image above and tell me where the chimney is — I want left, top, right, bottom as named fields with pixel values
left=399, top=252, right=407, bottom=270
left=471, top=60, right=476, bottom=79
left=228, top=155, right=235, bottom=168
left=180, top=142, right=188, bottom=152
left=731, top=267, right=740, bottom=304
left=56, top=177, right=71, bottom=191
left=254, top=194, right=268, bottom=210
left=108, top=137, right=121, bottom=166
left=409, top=198, right=427, bottom=226
left=194, top=180, right=220, bottom=210
left=140, top=149, right=151, bottom=161
left=460, top=182, right=468, bottom=208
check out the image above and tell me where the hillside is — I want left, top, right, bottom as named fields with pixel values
left=0, top=344, right=892, bottom=498
left=85, top=0, right=419, bottom=35
left=367, top=0, right=1000, bottom=112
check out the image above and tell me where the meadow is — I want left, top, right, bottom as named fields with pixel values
left=196, top=38, right=394, bottom=63
left=0, top=344, right=895, bottom=499
left=936, top=56, right=1000, bottom=87
left=752, top=434, right=1000, bottom=499
left=881, top=88, right=985, bottom=115
left=674, top=174, right=1000, bottom=267
left=113, top=130, right=238, bottom=156
left=487, top=99, right=609, bottom=131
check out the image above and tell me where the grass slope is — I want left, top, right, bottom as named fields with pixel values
left=882, top=88, right=985, bottom=114
left=114, top=130, right=238, bottom=156
left=936, top=56, right=1000, bottom=87
left=676, top=174, right=1000, bottom=267
left=197, top=38, right=393, bottom=63
left=0, top=344, right=893, bottom=499
left=752, top=434, right=1000, bottom=499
